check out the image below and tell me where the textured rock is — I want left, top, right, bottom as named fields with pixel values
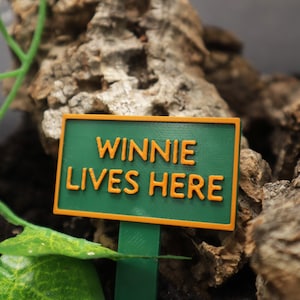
left=202, top=26, right=264, bottom=117
left=239, top=149, right=272, bottom=202
left=9, top=0, right=230, bottom=156
left=246, top=180, right=300, bottom=300
left=256, top=75, right=300, bottom=179
left=201, top=26, right=300, bottom=182
left=158, top=148, right=271, bottom=298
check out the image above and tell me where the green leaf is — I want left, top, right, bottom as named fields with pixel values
left=0, top=201, right=189, bottom=260
left=0, top=225, right=125, bottom=259
left=0, top=255, right=104, bottom=300
left=0, top=201, right=132, bottom=260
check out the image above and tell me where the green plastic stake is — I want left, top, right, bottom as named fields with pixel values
left=115, top=222, right=160, bottom=300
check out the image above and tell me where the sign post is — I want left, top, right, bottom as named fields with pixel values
left=53, top=114, right=241, bottom=299
left=115, top=222, right=160, bottom=300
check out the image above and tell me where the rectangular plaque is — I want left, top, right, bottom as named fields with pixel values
left=53, top=114, right=240, bottom=230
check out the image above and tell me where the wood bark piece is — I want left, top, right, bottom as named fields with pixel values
left=16, top=0, right=230, bottom=154
left=246, top=180, right=300, bottom=300
left=202, top=26, right=300, bottom=181
left=157, top=148, right=271, bottom=299
left=254, top=75, right=300, bottom=179
left=202, top=26, right=264, bottom=117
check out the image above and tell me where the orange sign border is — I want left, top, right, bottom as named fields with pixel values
left=53, top=114, right=240, bottom=231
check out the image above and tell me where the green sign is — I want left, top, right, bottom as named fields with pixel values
left=54, top=114, right=240, bottom=231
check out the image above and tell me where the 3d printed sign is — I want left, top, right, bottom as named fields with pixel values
left=53, top=114, right=240, bottom=231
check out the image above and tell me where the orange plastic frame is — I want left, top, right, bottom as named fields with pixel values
left=53, top=114, right=241, bottom=231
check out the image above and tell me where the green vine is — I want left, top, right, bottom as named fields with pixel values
left=0, top=0, right=47, bottom=119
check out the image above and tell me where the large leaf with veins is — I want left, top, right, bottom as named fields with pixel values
left=0, top=255, right=104, bottom=300
left=0, top=200, right=126, bottom=260
left=0, top=201, right=186, bottom=260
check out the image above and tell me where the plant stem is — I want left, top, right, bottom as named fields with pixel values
left=0, top=0, right=47, bottom=119
left=0, top=201, right=31, bottom=227
left=0, top=68, right=25, bottom=117
left=0, top=69, right=21, bottom=79
left=0, top=18, right=26, bottom=62
left=25, top=0, right=47, bottom=66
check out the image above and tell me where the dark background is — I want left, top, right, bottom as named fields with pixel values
left=191, top=0, right=300, bottom=74
left=1, top=0, right=300, bottom=141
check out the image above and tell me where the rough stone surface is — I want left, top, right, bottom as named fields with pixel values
left=202, top=26, right=300, bottom=183
left=202, top=25, right=264, bottom=118
left=254, top=75, right=300, bottom=179
left=7, top=0, right=231, bottom=156
left=157, top=147, right=271, bottom=298
left=246, top=181, right=300, bottom=300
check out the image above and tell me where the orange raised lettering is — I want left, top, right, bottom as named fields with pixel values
left=180, top=140, right=196, bottom=165
left=150, top=140, right=171, bottom=163
left=96, top=137, right=121, bottom=159
left=187, top=174, right=205, bottom=200
left=128, top=139, right=149, bottom=161
left=149, top=172, right=168, bottom=197
left=66, top=166, right=80, bottom=191
left=172, top=139, right=179, bottom=164
left=121, top=137, right=127, bottom=161
left=124, top=170, right=139, bottom=194
left=81, top=167, right=87, bottom=190
left=208, top=175, right=224, bottom=201
left=108, top=169, right=123, bottom=194
left=170, top=173, right=186, bottom=199
left=89, top=168, right=108, bottom=190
